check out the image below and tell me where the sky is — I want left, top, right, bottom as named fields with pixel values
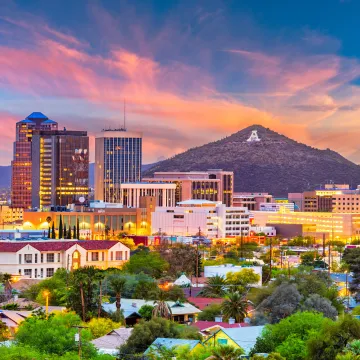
left=1, top=0, right=360, bottom=165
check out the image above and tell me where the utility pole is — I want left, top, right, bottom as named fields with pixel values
left=73, top=325, right=87, bottom=360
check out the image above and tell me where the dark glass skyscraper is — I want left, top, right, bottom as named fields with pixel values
left=95, top=129, right=142, bottom=202
left=11, top=112, right=58, bottom=209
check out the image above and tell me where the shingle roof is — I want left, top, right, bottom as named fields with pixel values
left=0, top=240, right=127, bottom=252
left=193, top=321, right=249, bottom=331
left=91, top=327, right=133, bottom=355
left=144, top=338, right=201, bottom=354
left=187, top=297, right=223, bottom=310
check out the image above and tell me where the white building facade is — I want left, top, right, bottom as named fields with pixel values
left=259, top=202, right=295, bottom=212
left=151, top=201, right=250, bottom=238
left=120, top=183, right=176, bottom=208
left=0, top=240, right=130, bottom=278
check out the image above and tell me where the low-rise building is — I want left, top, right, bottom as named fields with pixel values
left=151, top=200, right=250, bottom=238
left=144, top=338, right=204, bottom=357
left=233, top=193, right=273, bottom=211
left=92, top=328, right=133, bottom=356
left=0, top=240, right=130, bottom=278
left=259, top=202, right=294, bottom=212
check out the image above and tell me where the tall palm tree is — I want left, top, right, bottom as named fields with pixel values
left=206, top=345, right=244, bottom=360
left=201, top=275, right=227, bottom=298
left=108, top=274, right=127, bottom=315
left=2, top=273, right=12, bottom=301
left=152, top=289, right=172, bottom=319
left=221, top=292, right=248, bottom=323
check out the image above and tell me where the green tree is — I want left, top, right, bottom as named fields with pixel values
left=343, top=248, right=360, bottom=301
left=221, top=292, right=248, bottom=323
left=119, top=237, right=136, bottom=250
left=47, top=226, right=51, bottom=238
left=124, top=250, right=169, bottom=278
left=107, top=274, right=127, bottom=316
left=76, top=217, right=80, bottom=240
left=152, top=290, right=172, bottom=319
left=200, top=275, right=227, bottom=298
left=63, top=223, right=67, bottom=239
left=208, top=344, right=244, bottom=359
left=58, top=216, right=63, bottom=239
left=197, top=303, right=223, bottom=321
left=73, top=225, right=76, bottom=239
left=139, top=304, right=154, bottom=321
left=16, top=312, right=97, bottom=358
left=301, top=294, right=337, bottom=320
left=51, top=222, right=56, bottom=239
left=251, top=311, right=326, bottom=359
left=226, top=268, right=260, bottom=293
left=307, top=315, right=360, bottom=360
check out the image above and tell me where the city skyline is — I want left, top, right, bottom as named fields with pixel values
left=1, top=0, right=360, bottom=165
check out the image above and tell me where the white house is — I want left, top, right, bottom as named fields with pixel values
left=0, top=240, right=130, bottom=278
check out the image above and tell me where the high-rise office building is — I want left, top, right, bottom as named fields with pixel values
left=31, top=130, right=89, bottom=208
left=11, top=112, right=58, bottom=209
left=95, top=129, right=142, bottom=202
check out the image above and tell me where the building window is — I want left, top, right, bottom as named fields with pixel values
left=102, top=252, right=104, bottom=261
left=110, top=252, right=113, bottom=261
left=46, top=268, right=54, bottom=277
left=18, top=269, right=21, bottom=275
left=41, top=254, right=43, bottom=263
left=35, top=269, right=38, bottom=278
left=24, top=254, right=32, bottom=263
left=35, top=254, right=38, bottom=264
left=92, top=252, right=99, bottom=261
left=40, top=268, right=43, bottom=278
left=24, top=269, right=32, bottom=277
left=217, top=339, right=228, bottom=345
left=19, top=254, right=22, bottom=264
left=125, top=251, right=128, bottom=261
left=57, top=253, right=61, bottom=262
left=116, top=251, right=122, bottom=260
left=47, top=253, right=55, bottom=263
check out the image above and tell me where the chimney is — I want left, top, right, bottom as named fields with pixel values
left=215, top=316, right=223, bottom=323
left=229, top=317, right=235, bottom=325
left=132, top=302, right=137, bottom=308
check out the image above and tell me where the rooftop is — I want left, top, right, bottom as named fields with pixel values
left=26, top=112, right=48, bottom=120
left=144, top=338, right=202, bottom=354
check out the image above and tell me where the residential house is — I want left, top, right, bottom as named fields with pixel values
left=102, top=298, right=201, bottom=325
left=193, top=320, right=249, bottom=336
left=91, top=327, right=133, bottom=356
left=186, top=297, right=223, bottom=310
left=0, top=240, right=130, bottom=278
left=144, top=338, right=204, bottom=357
left=204, top=326, right=264, bottom=355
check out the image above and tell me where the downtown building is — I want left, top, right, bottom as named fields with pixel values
left=95, top=129, right=142, bottom=203
left=143, top=170, right=234, bottom=207
left=31, top=129, right=89, bottom=208
left=11, top=112, right=58, bottom=208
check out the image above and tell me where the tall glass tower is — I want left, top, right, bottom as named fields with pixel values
left=95, top=129, right=142, bottom=202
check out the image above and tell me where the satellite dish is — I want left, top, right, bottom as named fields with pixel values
left=79, top=197, right=85, bottom=203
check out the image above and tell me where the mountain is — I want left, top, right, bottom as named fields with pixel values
left=143, top=125, right=360, bottom=196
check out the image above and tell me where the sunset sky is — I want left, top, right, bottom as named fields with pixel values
left=1, top=0, right=360, bottom=165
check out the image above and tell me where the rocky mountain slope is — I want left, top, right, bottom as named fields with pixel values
left=144, top=125, right=360, bottom=196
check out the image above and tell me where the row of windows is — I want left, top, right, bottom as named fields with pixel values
left=21, top=268, right=54, bottom=278
left=85, top=251, right=128, bottom=261
left=19, top=253, right=60, bottom=264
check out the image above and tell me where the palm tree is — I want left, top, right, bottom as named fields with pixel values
left=201, top=275, right=227, bottom=298
left=152, top=289, right=172, bottom=319
left=108, top=274, right=127, bottom=315
left=206, top=345, right=244, bottom=360
left=2, top=273, right=12, bottom=301
left=221, top=292, right=248, bottom=323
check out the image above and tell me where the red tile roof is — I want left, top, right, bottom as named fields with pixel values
left=0, top=240, right=123, bottom=252
left=187, top=297, right=224, bottom=310
left=193, top=321, right=250, bottom=332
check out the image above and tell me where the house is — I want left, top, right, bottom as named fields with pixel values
left=186, top=297, right=223, bottom=310
left=204, top=326, right=264, bottom=355
left=91, top=327, right=133, bottom=355
left=144, top=338, right=203, bottom=357
left=193, top=320, right=249, bottom=336
left=0, top=240, right=130, bottom=278
left=102, top=298, right=201, bottom=325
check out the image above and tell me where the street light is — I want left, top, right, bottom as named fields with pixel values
left=43, top=290, right=50, bottom=319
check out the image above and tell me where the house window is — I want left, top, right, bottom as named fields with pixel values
left=40, top=268, right=43, bottom=278
left=24, top=254, right=32, bottom=263
left=35, top=254, right=38, bottom=264
left=217, top=339, right=228, bottom=345
left=46, top=268, right=54, bottom=277
left=86, top=252, right=88, bottom=261
left=24, top=269, right=32, bottom=277
left=57, top=253, right=61, bottom=262
left=102, top=252, right=104, bottom=261
left=125, top=251, right=128, bottom=260
left=47, top=253, right=54, bottom=263
left=110, top=252, right=113, bottom=261
left=116, top=251, right=122, bottom=260
left=92, top=252, right=99, bottom=261
left=35, top=269, right=38, bottom=278
left=41, top=254, right=43, bottom=263
left=19, top=254, right=22, bottom=264
left=18, top=269, right=21, bottom=275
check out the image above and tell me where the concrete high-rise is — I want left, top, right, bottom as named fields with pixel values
left=31, top=130, right=89, bottom=208
left=11, top=112, right=58, bottom=209
left=95, top=129, right=142, bottom=202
